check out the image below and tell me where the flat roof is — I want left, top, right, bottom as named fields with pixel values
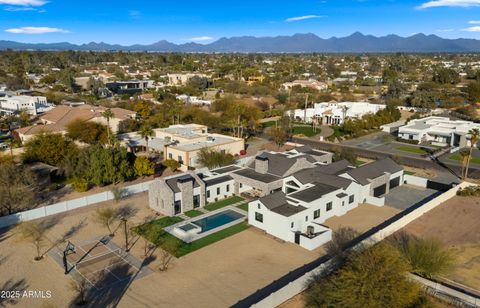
left=233, top=168, right=281, bottom=183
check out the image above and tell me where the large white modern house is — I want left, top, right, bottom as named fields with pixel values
left=149, top=145, right=405, bottom=250
left=248, top=158, right=403, bottom=250
left=0, top=95, right=53, bottom=116
left=288, top=101, right=386, bottom=125
left=398, top=116, right=480, bottom=147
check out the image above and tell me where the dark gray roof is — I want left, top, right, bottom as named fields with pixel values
left=292, top=166, right=352, bottom=189
left=289, top=182, right=340, bottom=203
left=258, top=191, right=307, bottom=217
left=271, top=203, right=308, bottom=217
left=336, top=192, right=348, bottom=198
left=295, top=145, right=329, bottom=157
left=165, top=174, right=200, bottom=193
left=346, top=158, right=403, bottom=185
left=211, top=165, right=241, bottom=174
left=204, top=175, right=233, bottom=187
left=316, top=160, right=353, bottom=175
left=233, top=168, right=281, bottom=183
left=248, top=152, right=300, bottom=177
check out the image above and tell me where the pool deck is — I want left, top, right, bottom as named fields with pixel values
left=164, top=206, right=247, bottom=243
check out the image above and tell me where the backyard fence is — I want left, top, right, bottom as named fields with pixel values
left=0, top=180, right=154, bottom=229
left=237, top=181, right=474, bottom=308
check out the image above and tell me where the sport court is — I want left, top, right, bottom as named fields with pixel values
left=53, top=237, right=153, bottom=291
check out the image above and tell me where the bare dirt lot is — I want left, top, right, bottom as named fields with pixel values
left=324, top=203, right=401, bottom=234
left=0, top=192, right=318, bottom=308
left=403, top=196, right=480, bottom=290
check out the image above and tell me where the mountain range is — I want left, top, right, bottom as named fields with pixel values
left=3, top=32, right=480, bottom=53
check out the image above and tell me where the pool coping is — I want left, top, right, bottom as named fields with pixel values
left=164, top=206, right=247, bottom=243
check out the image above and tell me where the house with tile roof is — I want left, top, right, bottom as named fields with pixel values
left=15, top=104, right=136, bottom=142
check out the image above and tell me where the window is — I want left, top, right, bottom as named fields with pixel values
left=257, top=204, right=261, bottom=209
left=291, top=222, right=294, bottom=228
left=349, top=195, right=354, bottom=204
left=178, top=156, right=183, bottom=163
left=305, top=216, right=308, bottom=221
left=255, top=212, right=263, bottom=223
left=314, top=209, right=320, bottom=219
left=342, top=201, right=345, bottom=206
left=240, top=183, right=243, bottom=188
left=168, top=153, right=173, bottom=159
left=206, top=190, right=210, bottom=198
left=226, top=184, right=230, bottom=192
left=217, top=187, right=220, bottom=195
left=326, top=202, right=332, bottom=211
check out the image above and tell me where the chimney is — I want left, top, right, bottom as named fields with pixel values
left=255, top=155, right=269, bottom=174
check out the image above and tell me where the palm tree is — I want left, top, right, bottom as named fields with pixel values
left=459, top=148, right=470, bottom=179
left=139, top=125, right=154, bottom=153
left=102, top=109, right=114, bottom=144
left=464, top=128, right=480, bottom=180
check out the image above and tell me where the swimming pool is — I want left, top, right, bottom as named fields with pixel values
left=192, top=209, right=244, bottom=233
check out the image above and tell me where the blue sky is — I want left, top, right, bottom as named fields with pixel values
left=2, top=0, right=480, bottom=44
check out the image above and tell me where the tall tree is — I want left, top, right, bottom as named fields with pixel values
left=139, top=125, right=154, bottom=153
left=102, top=109, right=114, bottom=144
left=464, top=128, right=480, bottom=180
left=0, top=162, right=36, bottom=215
left=23, top=133, right=77, bottom=166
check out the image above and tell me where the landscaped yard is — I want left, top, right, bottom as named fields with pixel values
left=355, top=159, right=366, bottom=166
left=396, top=145, right=428, bottom=155
left=184, top=209, right=203, bottom=218
left=450, top=153, right=480, bottom=165
left=236, top=203, right=249, bottom=212
left=204, top=196, right=244, bottom=211
left=262, top=121, right=277, bottom=128
left=292, top=126, right=321, bottom=137
left=134, top=216, right=249, bottom=257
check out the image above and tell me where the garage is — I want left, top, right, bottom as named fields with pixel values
left=389, top=177, right=400, bottom=189
left=373, top=184, right=386, bottom=197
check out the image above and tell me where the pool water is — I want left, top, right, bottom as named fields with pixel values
left=192, top=209, right=244, bottom=233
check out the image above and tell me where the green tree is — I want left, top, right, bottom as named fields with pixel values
left=306, top=243, right=420, bottom=308
left=162, top=159, right=181, bottom=172
left=197, top=148, right=235, bottom=169
left=66, top=119, right=108, bottom=145
left=94, top=207, right=117, bottom=237
left=102, top=109, right=114, bottom=144
left=0, top=162, right=36, bottom=215
left=465, top=128, right=480, bottom=179
left=18, top=221, right=48, bottom=261
left=23, top=133, right=77, bottom=166
left=84, top=145, right=135, bottom=186
left=139, top=125, right=154, bottom=153
left=395, top=236, right=455, bottom=279
left=134, top=156, right=155, bottom=177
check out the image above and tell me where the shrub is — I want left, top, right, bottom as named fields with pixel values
left=396, top=137, right=419, bottom=145
left=457, top=185, right=480, bottom=197
left=71, top=177, right=89, bottom=192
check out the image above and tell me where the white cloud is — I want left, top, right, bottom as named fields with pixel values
left=462, top=26, right=480, bottom=31
left=189, top=36, right=214, bottom=41
left=285, top=15, right=325, bottom=22
left=5, top=26, right=69, bottom=34
left=418, top=0, right=480, bottom=9
left=469, top=20, right=480, bottom=24
left=3, top=6, right=36, bottom=10
left=0, top=0, right=46, bottom=6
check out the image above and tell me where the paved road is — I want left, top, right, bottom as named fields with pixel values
left=292, top=137, right=480, bottom=179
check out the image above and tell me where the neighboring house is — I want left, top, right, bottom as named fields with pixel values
left=176, top=94, right=212, bottom=106
left=398, top=116, right=480, bottom=147
left=106, top=80, right=154, bottom=95
left=248, top=158, right=404, bottom=250
left=15, top=104, right=136, bottom=142
left=288, top=101, right=386, bottom=125
left=167, top=73, right=208, bottom=86
left=0, top=95, right=53, bottom=116
left=281, top=79, right=328, bottom=92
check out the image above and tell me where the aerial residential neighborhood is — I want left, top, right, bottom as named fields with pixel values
left=1, top=1, right=480, bottom=308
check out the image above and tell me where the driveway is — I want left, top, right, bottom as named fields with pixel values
left=385, top=184, right=440, bottom=211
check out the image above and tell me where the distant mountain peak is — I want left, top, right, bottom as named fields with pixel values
left=1, top=32, right=479, bottom=53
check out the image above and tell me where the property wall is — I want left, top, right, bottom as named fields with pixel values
left=248, top=200, right=292, bottom=242
left=0, top=181, right=153, bottom=229
left=246, top=182, right=471, bottom=308
left=299, top=229, right=332, bottom=251
left=403, top=174, right=428, bottom=187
